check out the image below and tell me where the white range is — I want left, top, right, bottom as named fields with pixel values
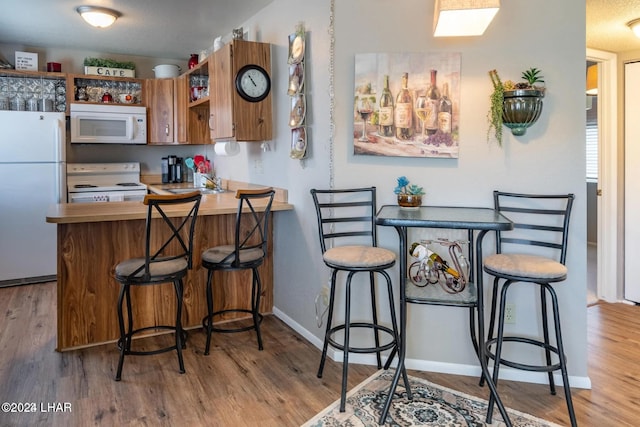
left=67, top=163, right=147, bottom=203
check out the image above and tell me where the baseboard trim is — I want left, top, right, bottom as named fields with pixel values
left=272, top=307, right=592, bottom=390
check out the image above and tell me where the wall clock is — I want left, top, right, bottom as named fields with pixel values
left=235, top=64, right=271, bottom=102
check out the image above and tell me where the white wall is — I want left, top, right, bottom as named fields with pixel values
left=224, top=0, right=589, bottom=385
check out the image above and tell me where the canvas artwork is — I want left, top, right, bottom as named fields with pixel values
left=353, top=52, right=461, bottom=158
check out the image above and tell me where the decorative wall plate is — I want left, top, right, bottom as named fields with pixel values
left=287, top=62, right=304, bottom=96
left=288, top=33, right=305, bottom=64
left=290, top=126, right=307, bottom=159
left=289, top=94, right=305, bottom=127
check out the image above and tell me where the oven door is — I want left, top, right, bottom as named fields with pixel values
left=68, top=190, right=147, bottom=203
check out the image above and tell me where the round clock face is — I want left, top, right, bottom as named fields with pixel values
left=235, top=65, right=271, bottom=102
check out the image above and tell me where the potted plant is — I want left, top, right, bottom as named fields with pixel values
left=394, top=176, right=425, bottom=208
left=488, top=67, right=546, bottom=145
left=83, top=57, right=136, bottom=77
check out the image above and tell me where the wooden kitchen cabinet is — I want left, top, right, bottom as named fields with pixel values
left=209, top=39, right=272, bottom=142
left=183, top=58, right=210, bottom=145
left=146, top=71, right=209, bottom=145
left=145, top=77, right=176, bottom=144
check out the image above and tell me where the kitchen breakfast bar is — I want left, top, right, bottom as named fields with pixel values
left=46, top=181, right=293, bottom=351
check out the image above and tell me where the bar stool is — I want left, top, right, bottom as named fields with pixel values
left=483, top=191, right=577, bottom=427
left=201, top=188, right=275, bottom=354
left=310, top=187, right=403, bottom=412
left=113, top=191, right=201, bottom=381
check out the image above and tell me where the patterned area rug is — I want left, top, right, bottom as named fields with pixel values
left=302, top=370, right=561, bottom=427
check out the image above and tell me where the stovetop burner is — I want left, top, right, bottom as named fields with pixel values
left=116, top=182, right=141, bottom=187
left=74, top=184, right=98, bottom=188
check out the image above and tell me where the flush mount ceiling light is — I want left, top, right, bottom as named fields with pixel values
left=628, top=18, right=640, bottom=38
left=76, top=5, right=121, bottom=28
left=433, top=0, right=500, bottom=37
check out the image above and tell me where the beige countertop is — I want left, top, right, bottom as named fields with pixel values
left=47, top=179, right=293, bottom=224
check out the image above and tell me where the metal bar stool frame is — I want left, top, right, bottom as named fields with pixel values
left=483, top=191, right=577, bottom=427
left=310, top=187, right=407, bottom=413
left=201, top=188, right=275, bottom=354
left=113, top=191, right=202, bottom=381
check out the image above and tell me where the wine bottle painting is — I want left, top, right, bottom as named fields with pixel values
left=353, top=52, right=461, bottom=158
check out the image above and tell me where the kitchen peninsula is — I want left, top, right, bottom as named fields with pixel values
left=46, top=180, right=293, bottom=351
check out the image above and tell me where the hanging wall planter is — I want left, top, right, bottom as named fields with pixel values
left=488, top=68, right=546, bottom=145
left=502, top=88, right=544, bottom=136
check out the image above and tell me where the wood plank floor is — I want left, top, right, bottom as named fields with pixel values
left=0, top=282, right=638, bottom=426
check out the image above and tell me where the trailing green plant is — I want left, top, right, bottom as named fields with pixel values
left=487, top=69, right=504, bottom=146
left=83, top=57, right=136, bottom=70
left=487, top=67, right=546, bottom=146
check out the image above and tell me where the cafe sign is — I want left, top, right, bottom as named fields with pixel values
left=84, top=66, right=135, bottom=78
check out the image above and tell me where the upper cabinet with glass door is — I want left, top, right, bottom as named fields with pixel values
left=0, top=69, right=66, bottom=113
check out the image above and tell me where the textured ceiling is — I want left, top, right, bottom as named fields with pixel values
left=0, top=0, right=274, bottom=60
left=587, top=0, right=640, bottom=53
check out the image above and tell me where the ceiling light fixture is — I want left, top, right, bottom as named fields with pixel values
left=586, top=64, right=598, bottom=96
left=76, top=6, right=121, bottom=28
left=433, top=0, right=500, bottom=37
left=628, top=18, right=640, bottom=38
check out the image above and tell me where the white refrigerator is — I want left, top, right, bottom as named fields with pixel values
left=0, top=111, right=66, bottom=286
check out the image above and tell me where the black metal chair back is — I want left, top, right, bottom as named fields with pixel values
left=310, top=187, right=379, bottom=255
left=493, top=191, right=575, bottom=264
left=124, top=191, right=202, bottom=283
left=230, top=188, right=276, bottom=268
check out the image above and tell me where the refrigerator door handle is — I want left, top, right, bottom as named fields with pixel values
left=55, top=118, right=65, bottom=203
left=56, top=162, right=65, bottom=203
left=55, top=119, right=64, bottom=163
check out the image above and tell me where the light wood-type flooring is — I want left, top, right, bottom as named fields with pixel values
left=0, top=282, right=638, bottom=426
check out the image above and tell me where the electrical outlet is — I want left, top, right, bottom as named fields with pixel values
left=320, top=285, right=330, bottom=306
left=504, top=303, right=516, bottom=324
left=254, top=159, right=264, bottom=174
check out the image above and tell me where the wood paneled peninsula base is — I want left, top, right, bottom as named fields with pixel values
left=46, top=182, right=293, bottom=351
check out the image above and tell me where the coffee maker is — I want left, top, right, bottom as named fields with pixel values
left=162, top=155, right=183, bottom=183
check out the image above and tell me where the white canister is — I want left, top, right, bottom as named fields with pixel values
left=152, top=64, right=181, bottom=78
left=194, top=172, right=208, bottom=188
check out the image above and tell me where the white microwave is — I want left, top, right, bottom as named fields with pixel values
left=70, top=104, right=147, bottom=144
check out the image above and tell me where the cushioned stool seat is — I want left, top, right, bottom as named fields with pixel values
left=323, top=245, right=397, bottom=269
left=484, top=253, right=567, bottom=280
